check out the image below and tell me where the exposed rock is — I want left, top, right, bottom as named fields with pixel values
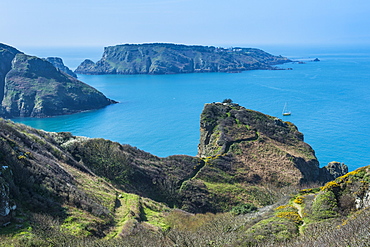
left=355, top=188, right=370, bottom=210
left=75, top=43, right=291, bottom=75
left=46, top=57, right=77, bottom=78
left=0, top=176, right=12, bottom=224
left=0, top=45, right=117, bottom=118
left=320, top=161, right=348, bottom=181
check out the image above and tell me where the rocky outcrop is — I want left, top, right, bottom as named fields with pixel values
left=320, top=161, right=348, bottom=181
left=197, top=102, right=346, bottom=186
left=0, top=43, right=117, bottom=118
left=46, top=57, right=77, bottom=78
left=0, top=176, right=11, bottom=224
left=75, top=43, right=291, bottom=75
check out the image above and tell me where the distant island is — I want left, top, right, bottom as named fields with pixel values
left=75, top=43, right=291, bottom=75
left=0, top=43, right=116, bottom=118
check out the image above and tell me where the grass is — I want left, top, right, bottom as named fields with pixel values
left=105, top=193, right=140, bottom=238
left=63, top=162, right=117, bottom=212
left=61, top=207, right=104, bottom=237
left=203, top=182, right=274, bottom=211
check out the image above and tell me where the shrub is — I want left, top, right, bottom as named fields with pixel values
left=293, top=196, right=304, bottom=204
left=230, top=203, right=257, bottom=215
left=276, top=211, right=302, bottom=224
left=311, top=190, right=339, bottom=220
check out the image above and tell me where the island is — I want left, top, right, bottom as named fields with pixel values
left=75, top=43, right=291, bottom=75
left=0, top=43, right=116, bottom=118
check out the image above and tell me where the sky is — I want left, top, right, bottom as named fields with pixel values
left=2, top=0, right=370, bottom=48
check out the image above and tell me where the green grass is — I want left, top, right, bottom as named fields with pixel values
left=244, top=216, right=299, bottom=243
left=61, top=207, right=100, bottom=237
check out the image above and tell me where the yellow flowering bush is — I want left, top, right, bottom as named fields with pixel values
left=321, top=181, right=340, bottom=191
left=276, top=212, right=302, bottom=224
left=293, top=196, right=304, bottom=204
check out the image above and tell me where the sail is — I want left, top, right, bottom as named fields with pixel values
left=282, top=103, right=291, bottom=116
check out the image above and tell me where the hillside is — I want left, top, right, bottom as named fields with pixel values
left=75, top=43, right=291, bottom=75
left=0, top=43, right=116, bottom=118
left=2, top=102, right=370, bottom=247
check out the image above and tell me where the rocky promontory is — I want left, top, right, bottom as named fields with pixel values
left=46, top=57, right=77, bottom=78
left=75, top=43, right=291, bottom=75
left=0, top=43, right=116, bottom=118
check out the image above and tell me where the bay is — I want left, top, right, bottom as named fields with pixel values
left=13, top=45, right=370, bottom=171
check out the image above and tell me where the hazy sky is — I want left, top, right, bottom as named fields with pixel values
left=2, top=0, right=370, bottom=48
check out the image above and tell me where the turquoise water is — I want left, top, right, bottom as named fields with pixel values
left=13, top=45, right=370, bottom=171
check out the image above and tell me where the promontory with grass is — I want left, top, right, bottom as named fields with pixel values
left=75, top=43, right=291, bottom=75
left=0, top=43, right=116, bottom=118
left=2, top=100, right=369, bottom=246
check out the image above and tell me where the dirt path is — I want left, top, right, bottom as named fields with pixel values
left=292, top=200, right=306, bottom=235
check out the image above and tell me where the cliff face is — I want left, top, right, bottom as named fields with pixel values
left=75, top=43, right=291, bottom=75
left=0, top=44, right=116, bottom=118
left=0, top=44, right=22, bottom=103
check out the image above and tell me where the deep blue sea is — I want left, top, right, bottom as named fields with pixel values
left=13, top=44, right=370, bottom=171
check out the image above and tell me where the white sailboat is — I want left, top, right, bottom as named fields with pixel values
left=282, top=103, right=291, bottom=116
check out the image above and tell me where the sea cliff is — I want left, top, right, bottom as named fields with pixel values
left=75, top=43, right=291, bottom=75
left=0, top=43, right=116, bottom=118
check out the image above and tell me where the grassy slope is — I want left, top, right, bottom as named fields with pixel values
left=1, top=104, right=369, bottom=246
left=0, top=118, right=170, bottom=245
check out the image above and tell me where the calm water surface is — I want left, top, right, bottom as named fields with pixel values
left=14, top=45, right=370, bottom=171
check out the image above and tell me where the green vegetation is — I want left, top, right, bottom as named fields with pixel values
left=230, top=203, right=257, bottom=215
left=0, top=101, right=368, bottom=246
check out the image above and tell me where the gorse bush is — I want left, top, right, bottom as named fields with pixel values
left=311, top=190, right=339, bottom=220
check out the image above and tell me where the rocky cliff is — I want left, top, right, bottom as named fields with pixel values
left=75, top=43, right=291, bottom=75
left=0, top=44, right=22, bottom=103
left=197, top=102, right=347, bottom=185
left=46, top=57, right=77, bottom=78
left=0, top=43, right=116, bottom=118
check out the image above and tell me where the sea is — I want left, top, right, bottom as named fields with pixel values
left=12, top=44, right=370, bottom=171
